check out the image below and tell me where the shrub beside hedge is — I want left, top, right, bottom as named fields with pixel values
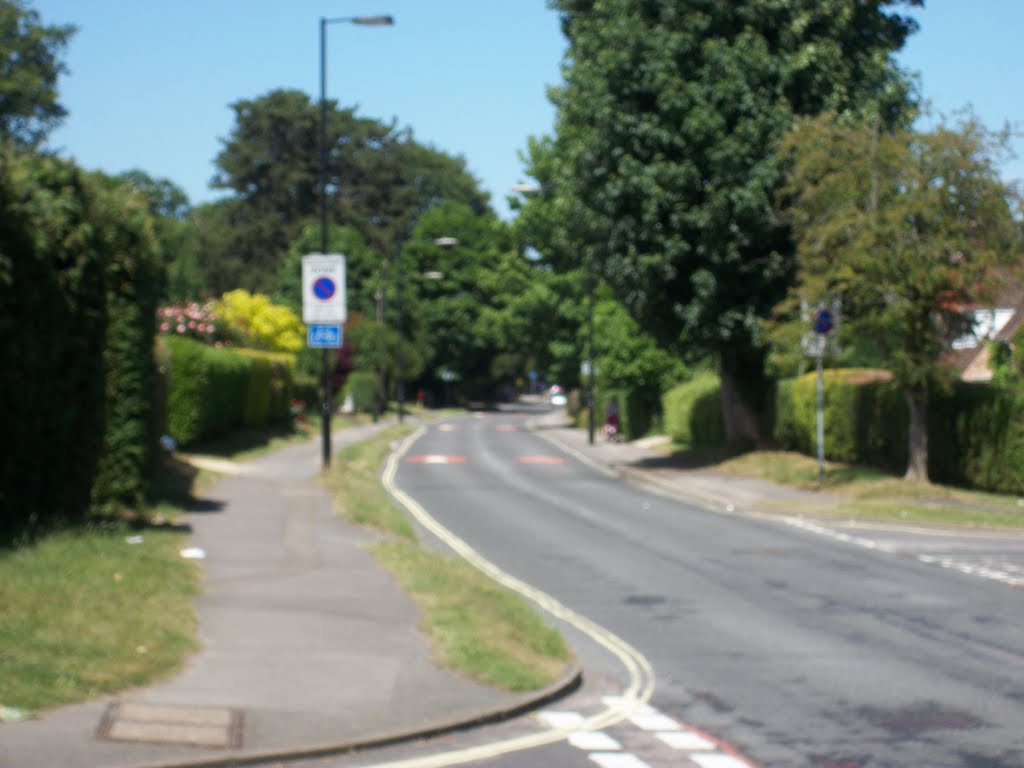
left=164, top=338, right=295, bottom=447
left=773, top=369, right=907, bottom=474
left=593, top=388, right=658, bottom=441
left=663, top=372, right=725, bottom=455
left=345, top=371, right=379, bottom=413
left=774, top=369, right=1024, bottom=494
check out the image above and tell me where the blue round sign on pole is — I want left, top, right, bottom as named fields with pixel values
left=313, top=276, right=336, bottom=301
left=813, top=308, right=834, bottom=335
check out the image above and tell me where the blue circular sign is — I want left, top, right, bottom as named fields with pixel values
left=313, top=276, right=336, bottom=301
left=813, top=308, right=834, bottom=335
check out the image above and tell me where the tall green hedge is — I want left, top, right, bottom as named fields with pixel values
left=89, top=179, right=163, bottom=516
left=929, top=383, right=1024, bottom=494
left=0, top=148, right=163, bottom=536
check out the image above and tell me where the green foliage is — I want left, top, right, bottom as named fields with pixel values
left=773, top=369, right=908, bottom=473
left=663, top=371, right=723, bottom=448
left=89, top=175, right=164, bottom=516
left=532, top=0, right=919, bottom=442
left=779, top=113, right=1021, bottom=396
left=0, top=147, right=163, bottom=535
left=163, top=337, right=291, bottom=447
left=217, top=289, right=305, bottom=352
left=773, top=370, right=1024, bottom=494
left=778, top=112, right=1023, bottom=478
left=344, top=371, right=379, bottom=413
left=0, top=0, right=76, bottom=145
left=0, top=147, right=106, bottom=537
left=929, top=383, right=1024, bottom=494
left=202, top=89, right=489, bottom=295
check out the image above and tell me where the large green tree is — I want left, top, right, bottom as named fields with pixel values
left=116, top=169, right=205, bottom=301
left=204, top=89, right=489, bottom=295
left=778, top=112, right=1021, bottom=480
left=529, top=0, right=920, bottom=444
left=0, top=0, right=75, bottom=145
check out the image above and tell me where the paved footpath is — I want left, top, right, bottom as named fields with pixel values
left=1, top=420, right=571, bottom=768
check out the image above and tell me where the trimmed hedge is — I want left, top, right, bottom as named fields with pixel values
left=663, top=372, right=725, bottom=455
left=594, top=388, right=657, bottom=441
left=929, top=383, right=1024, bottom=494
left=345, top=371, right=378, bottom=413
left=164, top=338, right=294, bottom=447
left=774, top=369, right=1024, bottom=494
left=773, top=369, right=907, bottom=474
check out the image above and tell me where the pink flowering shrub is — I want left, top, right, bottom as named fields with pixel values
left=157, top=301, right=228, bottom=345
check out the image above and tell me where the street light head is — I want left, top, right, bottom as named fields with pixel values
left=352, top=15, right=394, bottom=26
left=433, top=237, right=459, bottom=247
left=511, top=183, right=541, bottom=194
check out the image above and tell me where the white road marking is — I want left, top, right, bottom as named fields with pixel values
left=537, top=711, right=586, bottom=730
left=568, top=731, right=622, bottom=750
left=589, top=753, right=652, bottom=768
left=691, top=753, right=755, bottom=768
left=787, top=517, right=1024, bottom=588
left=628, top=711, right=681, bottom=731
left=656, top=731, right=717, bottom=750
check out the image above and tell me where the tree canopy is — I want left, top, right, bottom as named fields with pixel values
left=201, top=88, right=490, bottom=296
left=0, top=0, right=75, bottom=145
left=778, top=111, right=1022, bottom=479
left=525, top=0, right=921, bottom=443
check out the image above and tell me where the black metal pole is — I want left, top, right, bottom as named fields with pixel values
left=587, top=255, right=595, bottom=445
left=396, top=237, right=405, bottom=423
left=318, top=18, right=331, bottom=469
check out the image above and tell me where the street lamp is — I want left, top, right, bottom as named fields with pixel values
left=510, top=183, right=596, bottom=444
left=318, top=13, right=393, bottom=468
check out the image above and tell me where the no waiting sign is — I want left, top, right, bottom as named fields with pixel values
left=302, top=254, right=346, bottom=324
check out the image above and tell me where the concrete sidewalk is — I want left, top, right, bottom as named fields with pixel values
left=527, top=408, right=842, bottom=518
left=1, top=419, right=577, bottom=768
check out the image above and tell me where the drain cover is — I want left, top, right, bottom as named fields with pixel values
left=98, top=702, right=243, bottom=748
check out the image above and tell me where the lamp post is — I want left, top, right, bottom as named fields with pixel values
left=318, top=13, right=392, bottom=467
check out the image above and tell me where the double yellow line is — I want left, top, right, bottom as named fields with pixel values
left=374, top=426, right=657, bottom=768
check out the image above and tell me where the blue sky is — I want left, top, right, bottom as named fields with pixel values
left=34, top=1, right=1024, bottom=221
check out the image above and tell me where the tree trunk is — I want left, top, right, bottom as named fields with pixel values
left=904, top=389, right=929, bottom=482
left=719, top=368, right=766, bottom=448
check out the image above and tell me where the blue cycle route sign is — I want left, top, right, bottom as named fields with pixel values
left=307, top=324, right=342, bottom=349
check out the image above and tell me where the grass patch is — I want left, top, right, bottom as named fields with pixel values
left=322, top=421, right=573, bottom=691
left=716, top=450, right=1024, bottom=528
left=321, top=424, right=417, bottom=540
left=374, top=539, right=571, bottom=691
left=0, top=525, right=199, bottom=712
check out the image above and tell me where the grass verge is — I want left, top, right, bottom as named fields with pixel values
left=324, top=422, right=573, bottom=691
left=714, top=449, right=1024, bottom=528
left=375, top=539, right=570, bottom=691
left=0, top=525, right=199, bottom=712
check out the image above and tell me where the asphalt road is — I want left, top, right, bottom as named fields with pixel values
left=303, top=406, right=1024, bottom=768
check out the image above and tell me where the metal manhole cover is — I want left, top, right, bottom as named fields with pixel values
left=98, top=702, right=244, bottom=748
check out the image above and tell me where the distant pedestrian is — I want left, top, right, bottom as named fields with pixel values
left=604, top=397, right=619, bottom=441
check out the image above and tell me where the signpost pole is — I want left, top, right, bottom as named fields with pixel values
left=816, top=353, right=825, bottom=485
